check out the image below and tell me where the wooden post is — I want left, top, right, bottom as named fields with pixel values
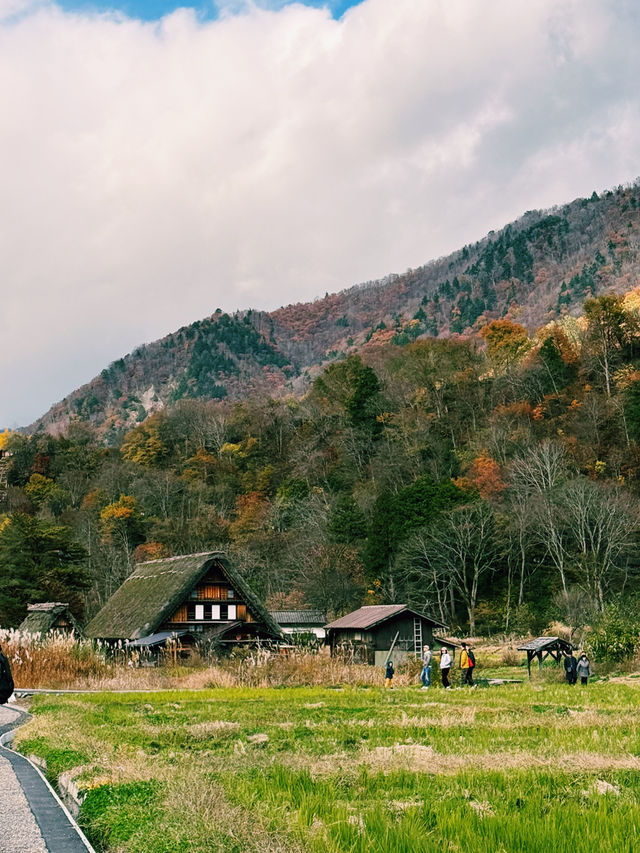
left=527, top=651, right=532, bottom=678
left=385, top=631, right=400, bottom=666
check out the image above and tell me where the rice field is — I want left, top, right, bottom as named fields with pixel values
left=14, top=677, right=640, bottom=852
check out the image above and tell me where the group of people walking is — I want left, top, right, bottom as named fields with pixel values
left=563, top=651, right=593, bottom=685
left=384, top=643, right=594, bottom=689
left=385, top=642, right=477, bottom=689
left=420, top=642, right=476, bottom=689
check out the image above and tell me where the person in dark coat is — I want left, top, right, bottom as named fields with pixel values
left=0, top=643, right=14, bottom=704
left=385, top=659, right=394, bottom=688
left=563, top=652, right=578, bottom=685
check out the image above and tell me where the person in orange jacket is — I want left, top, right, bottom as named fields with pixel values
left=460, top=642, right=475, bottom=686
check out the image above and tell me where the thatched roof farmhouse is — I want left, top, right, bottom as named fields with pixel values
left=85, top=551, right=282, bottom=647
left=18, top=602, right=81, bottom=636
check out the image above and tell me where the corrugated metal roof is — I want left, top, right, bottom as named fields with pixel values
left=326, top=605, right=411, bottom=630
left=326, top=605, right=448, bottom=631
left=128, top=630, right=191, bottom=648
left=270, top=610, right=326, bottom=625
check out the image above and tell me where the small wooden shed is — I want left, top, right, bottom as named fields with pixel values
left=325, top=604, right=449, bottom=666
left=517, top=636, right=574, bottom=677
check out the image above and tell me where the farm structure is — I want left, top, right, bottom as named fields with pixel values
left=270, top=610, right=326, bottom=641
left=325, top=604, right=449, bottom=666
left=85, top=551, right=283, bottom=650
left=18, top=602, right=81, bottom=637
left=517, top=636, right=574, bottom=677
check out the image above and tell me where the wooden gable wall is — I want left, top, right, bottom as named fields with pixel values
left=167, top=565, right=253, bottom=626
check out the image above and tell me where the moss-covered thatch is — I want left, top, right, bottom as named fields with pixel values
left=18, top=602, right=80, bottom=636
left=85, top=551, right=282, bottom=641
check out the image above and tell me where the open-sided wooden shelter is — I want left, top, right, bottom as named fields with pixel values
left=85, top=551, right=283, bottom=649
left=517, top=636, right=574, bottom=677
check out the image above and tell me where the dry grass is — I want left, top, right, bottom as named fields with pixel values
left=500, top=646, right=521, bottom=666
left=0, top=629, right=111, bottom=688
left=0, top=629, right=418, bottom=691
left=286, top=744, right=640, bottom=777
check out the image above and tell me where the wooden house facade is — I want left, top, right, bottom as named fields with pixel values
left=85, top=551, right=283, bottom=649
left=326, top=604, right=449, bottom=666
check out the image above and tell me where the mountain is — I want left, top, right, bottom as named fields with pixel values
left=31, top=181, right=640, bottom=437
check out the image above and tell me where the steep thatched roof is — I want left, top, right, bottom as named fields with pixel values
left=85, top=551, right=282, bottom=641
left=18, top=602, right=80, bottom=636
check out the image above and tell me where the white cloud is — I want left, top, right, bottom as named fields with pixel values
left=1, top=0, right=640, bottom=425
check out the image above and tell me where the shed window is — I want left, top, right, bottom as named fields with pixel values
left=211, top=604, right=221, bottom=620
left=227, top=588, right=235, bottom=599
left=228, top=604, right=237, bottom=620
left=195, top=605, right=204, bottom=620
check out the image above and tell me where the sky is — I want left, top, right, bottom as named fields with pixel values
left=1, top=0, right=640, bottom=427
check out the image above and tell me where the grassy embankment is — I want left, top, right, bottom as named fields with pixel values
left=15, top=672, right=640, bottom=853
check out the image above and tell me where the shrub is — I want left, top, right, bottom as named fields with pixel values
left=501, top=647, right=520, bottom=666
left=584, top=604, right=640, bottom=663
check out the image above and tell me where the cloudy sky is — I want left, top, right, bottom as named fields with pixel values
left=1, top=0, right=639, bottom=427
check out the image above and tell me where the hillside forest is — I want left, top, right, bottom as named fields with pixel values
left=30, top=182, right=640, bottom=440
left=5, top=287, right=640, bottom=641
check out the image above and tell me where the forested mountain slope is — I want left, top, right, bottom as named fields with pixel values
left=31, top=181, right=640, bottom=438
left=4, top=276, right=640, bottom=637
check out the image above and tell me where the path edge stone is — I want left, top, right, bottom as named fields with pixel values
left=0, top=708, right=97, bottom=853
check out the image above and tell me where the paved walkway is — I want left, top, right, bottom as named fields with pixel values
left=0, top=705, right=94, bottom=853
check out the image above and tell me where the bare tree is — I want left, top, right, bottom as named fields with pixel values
left=509, top=439, right=568, bottom=495
left=509, top=440, right=571, bottom=604
left=396, top=502, right=498, bottom=635
left=556, top=479, right=640, bottom=612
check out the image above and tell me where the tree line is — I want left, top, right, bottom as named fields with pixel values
left=3, top=292, right=640, bottom=637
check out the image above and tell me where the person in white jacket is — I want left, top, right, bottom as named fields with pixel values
left=440, top=647, right=452, bottom=689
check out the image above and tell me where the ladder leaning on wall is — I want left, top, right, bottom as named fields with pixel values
left=413, top=617, right=423, bottom=659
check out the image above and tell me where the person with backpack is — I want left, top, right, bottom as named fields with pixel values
left=0, top=643, right=14, bottom=704
left=460, top=642, right=475, bottom=686
left=563, top=652, right=578, bottom=685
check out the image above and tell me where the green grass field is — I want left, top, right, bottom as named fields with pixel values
left=16, top=677, right=640, bottom=852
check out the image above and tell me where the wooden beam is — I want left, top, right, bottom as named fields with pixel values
left=384, top=631, right=400, bottom=665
